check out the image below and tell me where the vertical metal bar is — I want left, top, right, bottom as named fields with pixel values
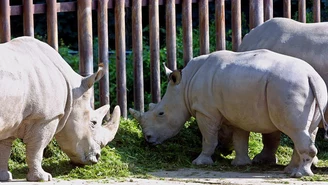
left=231, top=0, right=241, bottom=51
left=0, top=0, right=10, bottom=43
left=98, top=0, right=109, bottom=106
left=166, top=0, right=176, bottom=70
left=46, top=0, right=58, bottom=51
left=313, top=0, right=320, bottom=22
left=115, top=0, right=127, bottom=118
left=215, top=0, right=225, bottom=51
left=283, top=0, right=291, bottom=19
left=264, top=0, right=273, bottom=21
left=149, top=0, right=160, bottom=103
left=199, top=0, right=209, bottom=55
left=132, top=0, right=144, bottom=112
left=23, top=0, right=34, bottom=37
left=182, top=0, right=192, bottom=66
left=298, top=0, right=306, bottom=23
left=249, top=0, right=263, bottom=29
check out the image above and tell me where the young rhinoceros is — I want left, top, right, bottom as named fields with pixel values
left=130, top=49, right=328, bottom=177
left=0, top=37, right=120, bottom=182
left=215, top=17, right=328, bottom=169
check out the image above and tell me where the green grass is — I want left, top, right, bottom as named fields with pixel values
left=8, top=118, right=328, bottom=181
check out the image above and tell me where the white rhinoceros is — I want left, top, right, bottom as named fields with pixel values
left=130, top=49, right=328, bottom=177
left=0, top=37, right=121, bottom=182
left=216, top=17, right=328, bottom=168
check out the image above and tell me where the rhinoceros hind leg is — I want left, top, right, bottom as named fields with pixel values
left=24, top=118, right=59, bottom=181
left=252, top=131, right=280, bottom=165
left=0, top=138, right=14, bottom=181
left=231, top=128, right=251, bottom=166
left=288, top=130, right=317, bottom=178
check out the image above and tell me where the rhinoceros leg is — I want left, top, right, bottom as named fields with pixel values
left=284, top=127, right=318, bottom=177
left=252, top=131, right=280, bottom=164
left=0, top=138, right=14, bottom=181
left=284, top=127, right=318, bottom=178
left=192, top=112, right=220, bottom=165
left=231, top=128, right=252, bottom=166
left=24, top=118, right=59, bottom=181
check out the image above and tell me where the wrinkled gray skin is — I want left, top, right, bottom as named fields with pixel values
left=130, top=49, right=328, bottom=177
left=0, top=37, right=121, bottom=182
left=216, top=17, right=328, bottom=168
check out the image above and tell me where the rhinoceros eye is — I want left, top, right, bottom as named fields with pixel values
left=91, top=120, right=97, bottom=126
left=158, top=112, right=164, bottom=116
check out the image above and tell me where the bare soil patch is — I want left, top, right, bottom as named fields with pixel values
left=1, top=168, right=328, bottom=185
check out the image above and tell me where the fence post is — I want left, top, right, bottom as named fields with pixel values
left=46, top=0, right=58, bottom=51
left=0, top=0, right=10, bottom=43
left=215, top=0, right=225, bottom=51
left=23, top=0, right=34, bottom=37
left=166, top=0, right=177, bottom=70
left=149, top=0, right=161, bottom=103
left=98, top=0, right=110, bottom=107
left=77, top=0, right=94, bottom=106
left=231, top=0, right=241, bottom=51
left=283, top=0, right=291, bottom=18
left=264, top=0, right=273, bottom=21
left=249, top=0, right=263, bottom=29
left=115, top=0, right=127, bottom=118
left=199, top=0, right=209, bottom=55
left=182, top=0, right=193, bottom=66
left=132, top=0, right=144, bottom=112
left=298, top=0, right=306, bottom=23
left=313, top=0, right=320, bottom=22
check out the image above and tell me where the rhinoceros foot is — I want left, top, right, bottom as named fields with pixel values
left=0, top=170, right=12, bottom=182
left=192, top=153, right=214, bottom=165
left=27, top=170, right=52, bottom=182
left=252, top=153, right=277, bottom=165
left=290, top=167, right=313, bottom=178
left=231, top=156, right=252, bottom=166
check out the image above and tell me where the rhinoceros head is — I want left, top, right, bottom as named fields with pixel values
left=55, top=65, right=120, bottom=165
left=129, top=67, right=191, bottom=145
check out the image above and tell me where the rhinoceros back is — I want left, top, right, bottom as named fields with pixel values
left=238, top=18, right=328, bottom=83
left=0, top=37, right=70, bottom=139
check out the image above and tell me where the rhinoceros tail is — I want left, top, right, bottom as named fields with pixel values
left=309, top=76, right=328, bottom=140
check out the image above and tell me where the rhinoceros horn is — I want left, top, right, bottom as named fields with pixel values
left=100, top=105, right=121, bottom=147
left=129, top=108, right=143, bottom=122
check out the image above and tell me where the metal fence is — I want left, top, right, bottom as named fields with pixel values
left=0, top=0, right=322, bottom=118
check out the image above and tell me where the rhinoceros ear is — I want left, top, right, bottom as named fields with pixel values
left=82, top=63, right=105, bottom=89
left=169, top=70, right=182, bottom=85
left=163, top=63, right=172, bottom=78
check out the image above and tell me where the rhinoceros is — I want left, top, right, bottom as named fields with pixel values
left=0, top=37, right=121, bottom=182
left=215, top=17, right=328, bottom=168
left=130, top=49, right=328, bottom=177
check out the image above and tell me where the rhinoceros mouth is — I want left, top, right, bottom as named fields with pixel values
left=85, top=152, right=101, bottom=164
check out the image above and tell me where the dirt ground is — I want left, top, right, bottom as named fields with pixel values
left=1, top=168, right=327, bottom=185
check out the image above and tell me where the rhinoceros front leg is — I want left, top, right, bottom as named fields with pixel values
left=252, top=131, right=280, bottom=165
left=23, top=118, right=59, bottom=181
left=231, top=128, right=252, bottom=165
left=192, top=112, right=220, bottom=165
left=0, top=138, right=14, bottom=181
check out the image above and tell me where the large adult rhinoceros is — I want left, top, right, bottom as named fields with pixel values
left=130, top=49, right=328, bottom=177
left=0, top=37, right=121, bottom=182
left=216, top=17, right=328, bottom=168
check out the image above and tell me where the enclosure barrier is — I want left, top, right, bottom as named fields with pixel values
left=0, top=0, right=321, bottom=118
